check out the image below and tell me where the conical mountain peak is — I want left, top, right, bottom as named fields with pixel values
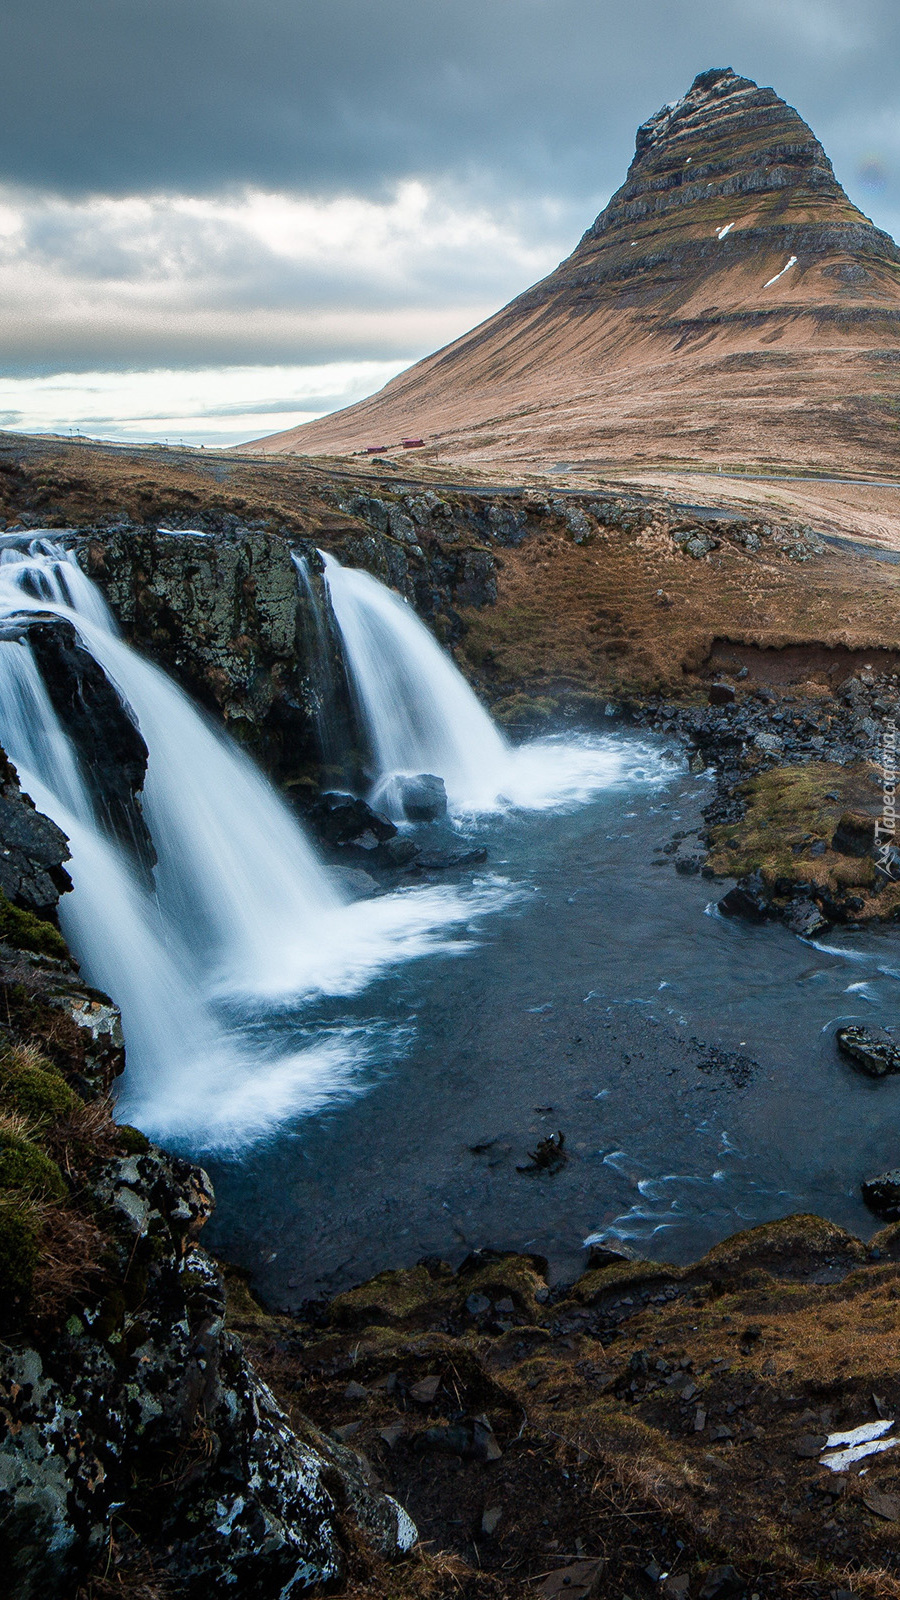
left=247, top=70, right=900, bottom=475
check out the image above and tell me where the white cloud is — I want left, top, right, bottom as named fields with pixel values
left=0, top=179, right=568, bottom=371
left=0, top=361, right=412, bottom=448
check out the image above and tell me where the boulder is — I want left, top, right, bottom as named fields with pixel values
left=307, top=791, right=396, bottom=847
left=862, top=1169, right=900, bottom=1220
left=718, top=873, right=769, bottom=922
left=393, top=773, right=448, bottom=822
left=709, top=682, right=736, bottom=706
left=836, top=1026, right=900, bottom=1078
left=832, top=811, right=876, bottom=858
left=784, top=897, right=830, bottom=938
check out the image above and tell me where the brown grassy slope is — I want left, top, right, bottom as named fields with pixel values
left=250, top=69, right=900, bottom=477
left=460, top=516, right=900, bottom=708
left=5, top=433, right=900, bottom=709
left=229, top=1220, right=900, bottom=1600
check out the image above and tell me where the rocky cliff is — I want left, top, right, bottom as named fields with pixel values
left=0, top=759, right=416, bottom=1599
left=254, top=67, right=900, bottom=475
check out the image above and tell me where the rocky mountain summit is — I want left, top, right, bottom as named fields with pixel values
left=256, top=67, right=900, bottom=473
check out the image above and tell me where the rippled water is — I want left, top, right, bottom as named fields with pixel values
left=206, top=746, right=900, bottom=1305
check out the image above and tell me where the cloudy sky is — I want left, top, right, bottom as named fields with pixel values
left=1, top=0, right=898, bottom=447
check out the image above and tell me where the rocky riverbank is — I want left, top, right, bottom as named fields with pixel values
left=230, top=1219, right=900, bottom=1600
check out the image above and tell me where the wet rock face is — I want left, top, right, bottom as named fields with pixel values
left=72, top=505, right=506, bottom=793
left=0, top=746, right=71, bottom=915
left=26, top=619, right=153, bottom=869
left=78, top=525, right=350, bottom=788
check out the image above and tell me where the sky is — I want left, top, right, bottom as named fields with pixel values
left=1, top=0, right=898, bottom=448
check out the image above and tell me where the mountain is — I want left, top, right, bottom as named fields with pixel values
left=246, top=68, right=900, bottom=474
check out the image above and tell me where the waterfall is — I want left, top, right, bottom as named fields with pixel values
left=0, top=537, right=510, bottom=1149
left=320, top=550, right=664, bottom=815
left=320, top=551, right=509, bottom=814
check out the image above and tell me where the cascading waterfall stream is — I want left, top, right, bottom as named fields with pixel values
left=0, top=537, right=519, bottom=1148
left=321, top=549, right=663, bottom=815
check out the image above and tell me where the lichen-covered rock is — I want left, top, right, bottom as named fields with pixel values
left=0, top=1148, right=417, bottom=1598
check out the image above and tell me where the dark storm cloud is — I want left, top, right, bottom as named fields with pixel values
left=2, top=0, right=899, bottom=215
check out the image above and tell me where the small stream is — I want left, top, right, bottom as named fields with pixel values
left=206, top=746, right=900, bottom=1305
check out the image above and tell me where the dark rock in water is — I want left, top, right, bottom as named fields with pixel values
left=586, top=1240, right=639, bottom=1270
left=837, top=1025, right=900, bottom=1078
left=862, top=1169, right=900, bottom=1219
left=718, top=873, right=769, bottom=921
left=395, top=773, right=448, bottom=822
left=378, top=835, right=420, bottom=867
left=709, top=682, right=736, bottom=706
left=308, top=791, right=396, bottom=847
left=831, top=811, right=876, bottom=858
left=330, top=866, right=379, bottom=900
left=517, top=1131, right=567, bottom=1175
left=28, top=620, right=154, bottom=871
left=784, top=896, right=830, bottom=938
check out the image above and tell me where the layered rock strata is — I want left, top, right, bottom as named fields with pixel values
left=257, top=68, right=900, bottom=473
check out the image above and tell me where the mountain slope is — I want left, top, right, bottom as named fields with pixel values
left=245, top=68, right=900, bottom=474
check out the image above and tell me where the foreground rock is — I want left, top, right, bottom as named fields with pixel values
left=0, top=756, right=416, bottom=1599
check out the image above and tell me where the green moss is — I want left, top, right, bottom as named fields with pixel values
left=569, top=1259, right=679, bottom=1306
left=698, top=1214, right=866, bottom=1278
left=0, top=1047, right=79, bottom=1124
left=708, top=761, right=880, bottom=892
left=0, top=890, right=68, bottom=958
left=0, top=1131, right=66, bottom=1201
left=116, top=1124, right=150, bottom=1155
left=0, top=1200, right=39, bottom=1312
left=329, top=1265, right=443, bottom=1327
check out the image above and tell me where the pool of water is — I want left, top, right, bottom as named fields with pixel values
left=204, top=735, right=900, bottom=1306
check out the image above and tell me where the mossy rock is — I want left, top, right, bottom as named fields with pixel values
left=116, top=1124, right=150, bottom=1155
left=328, top=1265, right=444, bottom=1328
left=695, top=1213, right=866, bottom=1282
left=708, top=761, right=880, bottom=893
left=0, top=1200, right=39, bottom=1314
left=569, top=1257, right=680, bottom=1307
left=455, top=1251, right=549, bottom=1318
left=0, top=1046, right=79, bottom=1124
left=0, top=1130, right=67, bottom=1201
left=0, top=890, right=68, bottom=959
